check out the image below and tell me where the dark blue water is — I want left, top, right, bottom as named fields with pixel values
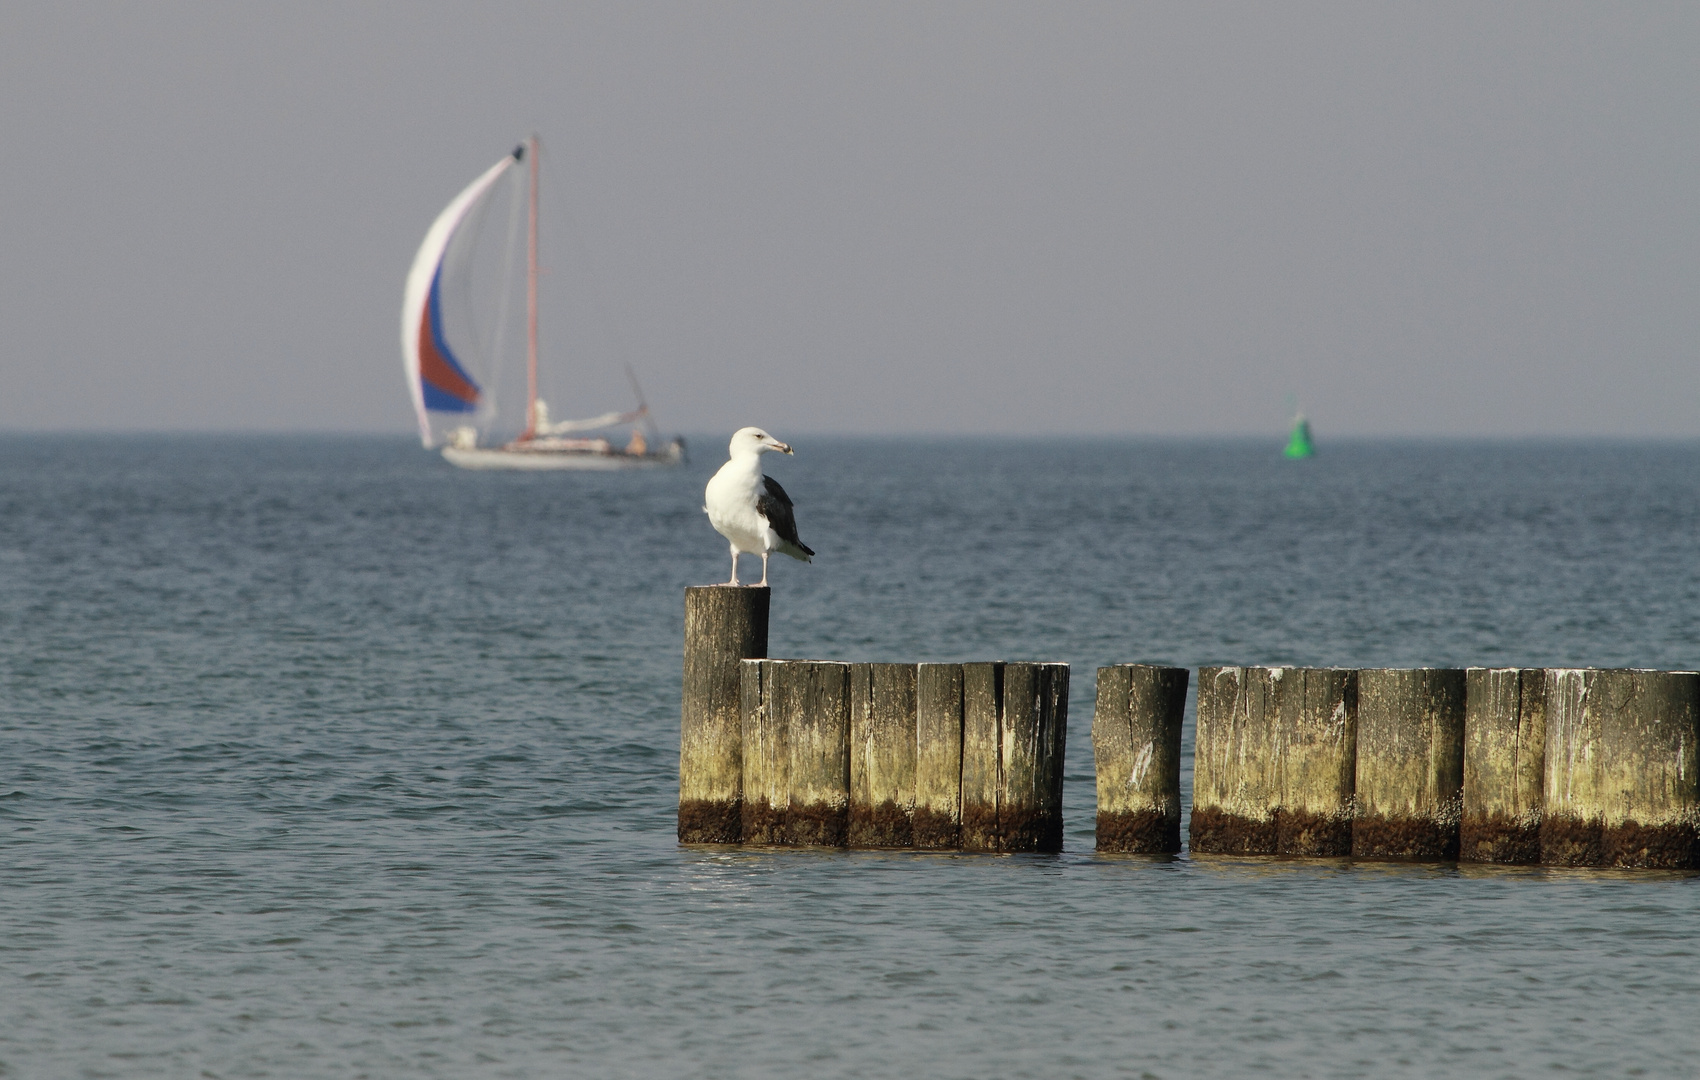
left=3, top=435, right=1698, bottom=1078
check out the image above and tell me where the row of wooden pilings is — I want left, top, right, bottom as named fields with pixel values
left=677, top=587, right=1067, bottom=851
left=678, top=588, right=1700, bottom=868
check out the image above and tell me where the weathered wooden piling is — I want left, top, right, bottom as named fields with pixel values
left=740, top=659, right=853, bottom=846
left=1190, top=666, right=1279, bottom=854
left=913, top=663, right=965, bottom=849
left=1353, top=668, right=1466, bottom=861
left=679, top=586, right=768, bottom=843
left=849, top=663, right=918, bottom=848
left=1543, top=669, right=1700, bottom=869
left=1461, top=668, right=1546, bottom=863
left=960, top=662, right=1069, bottom=853
left=739, top=658, right=786, bottom=845
left=1271, top=667, right=1358, bottom=856
left=1189, top=667, right=1357, bottom=856
left=1092, top=665, right=1188, bottom=853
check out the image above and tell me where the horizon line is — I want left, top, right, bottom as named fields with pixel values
left=2, top=428, right=1698, bottom=445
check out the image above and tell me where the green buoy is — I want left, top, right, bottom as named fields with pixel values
left=1283, top=413, right=1314, bottom=459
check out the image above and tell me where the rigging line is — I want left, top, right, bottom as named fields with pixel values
left=525, top=133, right=539, bottom=440
left=624, top=364, right=661, bottom=438
left=535, top=139, right=652, bottom=415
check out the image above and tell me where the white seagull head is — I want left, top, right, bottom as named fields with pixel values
left=729, top=426, right=793, bottom=458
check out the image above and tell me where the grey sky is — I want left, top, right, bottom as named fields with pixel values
left=1, top=2, right=1694, bottom=437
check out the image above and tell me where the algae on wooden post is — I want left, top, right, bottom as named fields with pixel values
left=913, top=663, right=965, bottom=849
left=1461, top=667, right=1546, bottom=863
left=1092, top=665, right=1187, bottom=853
left=1353, top=668, right=1467, bottom=861
left=1543, top=668, right=1700, bottom=869
left=849, top=663, right=918, bottom=848
left=679, top=586, right=768, bottom=843
left=961, top=662, right=1069, bottom=852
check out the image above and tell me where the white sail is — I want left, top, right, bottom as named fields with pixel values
left=530, top=401, right=646, bottom=435
left=400, top=150, right=521, bottom=447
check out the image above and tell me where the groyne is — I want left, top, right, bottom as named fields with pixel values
left=679, top=587, right=1068, bottom=852
left=678, top=589, right=1699, bottom=867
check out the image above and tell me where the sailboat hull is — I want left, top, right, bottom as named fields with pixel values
left=441, top=442, right=684, bottom=471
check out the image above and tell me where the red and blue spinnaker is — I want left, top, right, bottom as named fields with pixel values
left=400, top=149, right=522, bottom=446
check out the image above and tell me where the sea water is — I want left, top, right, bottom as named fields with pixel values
left=2, top=435, right=1698, bottom=1078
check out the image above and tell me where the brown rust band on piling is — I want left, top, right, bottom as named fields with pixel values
left=1461, top=668, right=1545, bottom=864
left=961, top=662, right=1068, bottom=852
left=1353, top=668, right=1466, bottom=861
left=1092, top=664, right=1187, bottom=853
left=849, top=663, right=918, bottom=848
left=1543, top=669, right=1700, bottom=869
left=1189, top=666, right=1278, bottom=854
left=913, top=663, right=965, bottom=849
left=679, top=585, right=768, bottom=843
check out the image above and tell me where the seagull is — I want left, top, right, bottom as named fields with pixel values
left=704, top=427, right=814, bottom=587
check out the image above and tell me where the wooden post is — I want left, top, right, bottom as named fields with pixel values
left=739, top=659, right=785, bottom=845
left=1461, top=668, right=1545, bottom=864
left=1092, top=665, right=1187, bottom=853
left=1003, top=663, right=1069, bottom=852
left=1353, top=668, right=1467, bottom=861
left=740, top=659, right=852, bottom=847
left=1189, top=666, right=1356, bottom=856
left=1273, top=667, right=1358, bottom=857
left=785, top=661, right=852, bottom=846
left=1189, top=666, right=1278, bottom=854
left=960, top=663, right=1003, bottom=850
left=913, top=663, right=965, bottom=849
left=849, top=663, right=918, bottom=848
left=961, top=662, right=1068, bottom=853
left=679, top=586, right=768, bottom=843
left=1543, top=669, right=1700, bottom=869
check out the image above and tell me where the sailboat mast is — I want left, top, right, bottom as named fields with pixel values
left=523, top=134, right=540, bottom=441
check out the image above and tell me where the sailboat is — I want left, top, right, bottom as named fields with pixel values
left=401, top=137, right=684, bottom=470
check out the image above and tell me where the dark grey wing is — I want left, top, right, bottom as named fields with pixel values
left=758, top=475, right=815, bottom=558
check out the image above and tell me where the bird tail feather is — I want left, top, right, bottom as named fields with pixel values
left=775, top=539, right=813, bottom=562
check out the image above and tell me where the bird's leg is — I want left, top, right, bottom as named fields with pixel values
left=727, top=547, right=740, bottom=586
left=758, top=551, right=770, bottom=588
